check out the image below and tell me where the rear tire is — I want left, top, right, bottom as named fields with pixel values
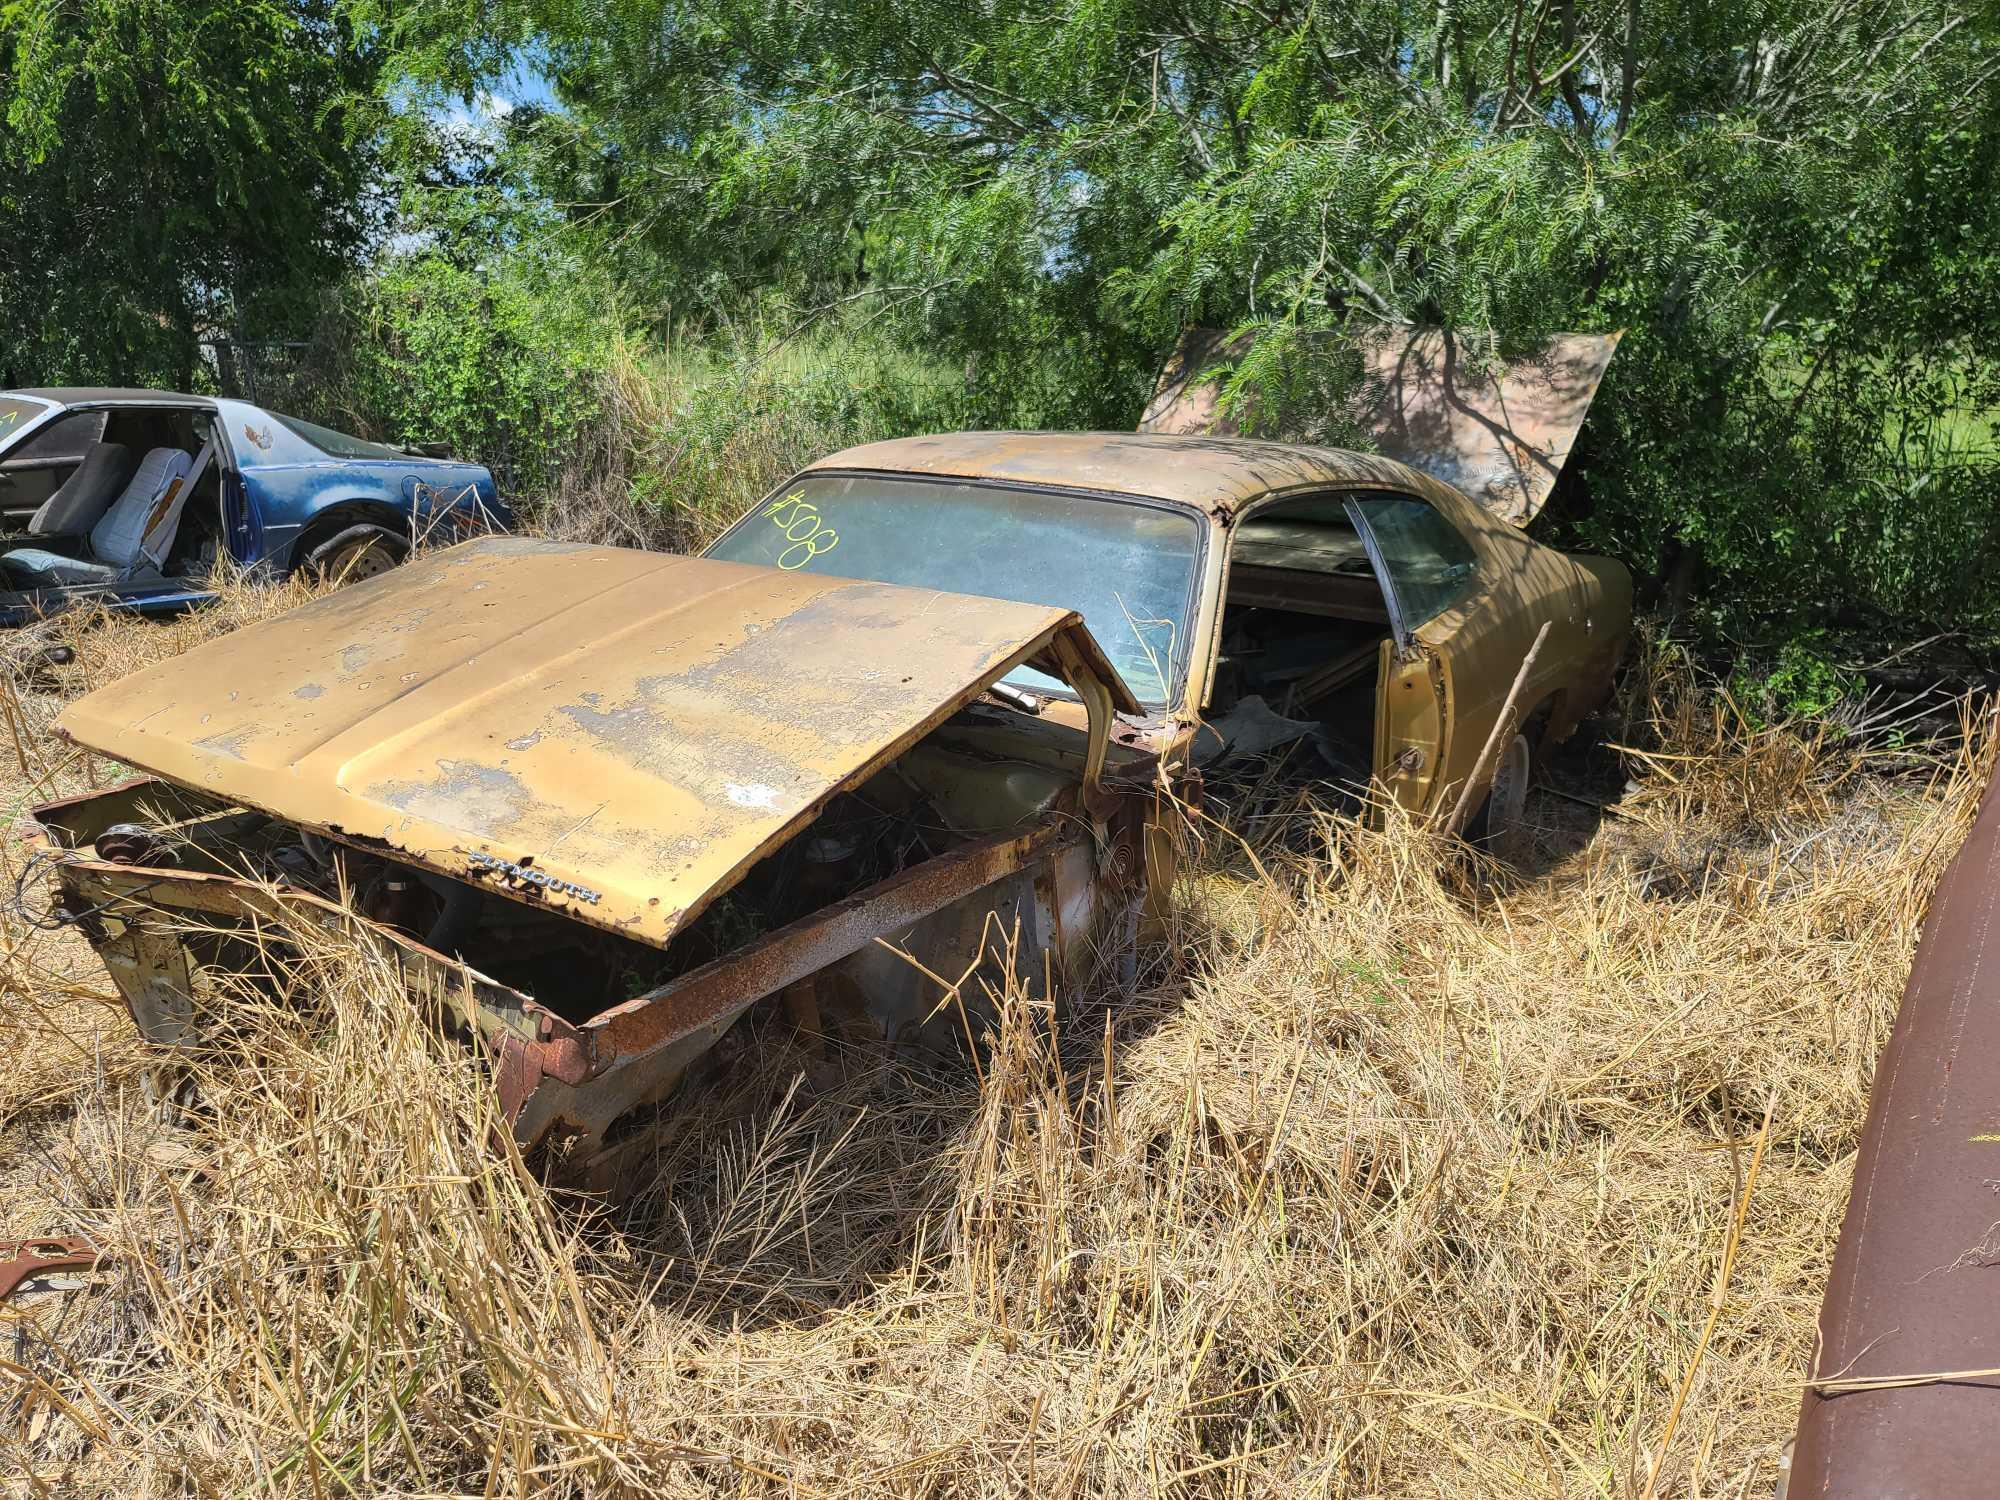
left=1469, top=728, right=1534, bottom=865
left=303, top=525, right=409, bottom=585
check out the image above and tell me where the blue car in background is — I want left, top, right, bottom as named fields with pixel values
left=0, top=387, right=507, bottom=625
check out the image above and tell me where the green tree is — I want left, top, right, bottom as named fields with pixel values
left=366, top=0, right=2000, bottom=629
left=0, top=0, right=382, bottom=386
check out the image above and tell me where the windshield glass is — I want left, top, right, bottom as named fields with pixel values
left=704, top=473, right=1202, bottom=708
left=0, top=396, right=54, bottom=452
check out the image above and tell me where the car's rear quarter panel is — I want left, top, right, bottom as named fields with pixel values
left=215, top=401, right=503, bottom=570
left=1414, top=479, right=1623, bottom=807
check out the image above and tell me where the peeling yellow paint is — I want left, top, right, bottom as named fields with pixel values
left=55, top=536, right=1134, bottom=951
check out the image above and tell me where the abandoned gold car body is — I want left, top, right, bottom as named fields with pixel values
left=30, top=352, right=1629, bottom=1180
left=740, top=428, right=1632, bottom=829
left=32, top=540, right=1152, bottom=1181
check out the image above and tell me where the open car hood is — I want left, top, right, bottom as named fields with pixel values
left=56, top=537, right=1137, bottom=949
left=1139, top=326, right=1620, bottom=525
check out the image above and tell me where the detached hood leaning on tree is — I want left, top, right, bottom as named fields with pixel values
left=1141, top=326, right=1621, bottom=526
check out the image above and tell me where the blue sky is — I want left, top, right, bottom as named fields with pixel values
left=434, top=51, right=557, bottom=133
left=494, top=53, right=559, bottom=113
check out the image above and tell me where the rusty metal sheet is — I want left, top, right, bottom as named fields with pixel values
left=0, top=1237, right=103, bottom=1301
left=54, top=537, right=1130, bottom=951
left=510, top=821, right=1080, bottom=1163
left=1789, top=766, right=2000, bottom=1496
left=1139, top=327, right=1621, bottom=525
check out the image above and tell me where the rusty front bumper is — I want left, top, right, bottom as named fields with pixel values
left=32, top=785, right=1110, bottom=1183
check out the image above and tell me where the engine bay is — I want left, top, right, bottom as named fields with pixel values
left=32, top=700, right=1111, bottom=1025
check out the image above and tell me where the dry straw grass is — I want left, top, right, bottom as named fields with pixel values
left=0, top=572, right=1986, bottom=1497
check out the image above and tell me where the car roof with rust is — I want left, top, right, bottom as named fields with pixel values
left=803, top=431, right=1445, bottom=515
left=5, top=387, right=214, bottom=406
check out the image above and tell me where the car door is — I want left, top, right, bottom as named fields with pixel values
left=1346, top=492, right=1485, bottom=814
left=191, top=412, right=259, bottom=567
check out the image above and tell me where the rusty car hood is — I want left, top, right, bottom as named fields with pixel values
left=1139, top=326, right=1620, bottom=525
left=55, top=536, right=1134, bottom=949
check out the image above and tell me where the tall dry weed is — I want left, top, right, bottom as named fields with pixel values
left=0, top=580, right=1986, bottom=1495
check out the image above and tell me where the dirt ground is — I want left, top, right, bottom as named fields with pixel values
left=0, top=580, right=1985, bottom=1498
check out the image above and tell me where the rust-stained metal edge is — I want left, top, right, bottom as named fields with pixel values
left=42, top=852, right=587, bottom=1065
left=0, top=1237, right=104, bottom=1301
left=580, top=819, right=1076, bottom=1074
left=1789, top=763, right=2000, bottom=1496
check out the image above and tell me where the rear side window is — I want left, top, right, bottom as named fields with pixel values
left=7, top=409, right=107, bottom=462
left=1351, top=495, right=1480, bottom=628
left=268, top=410, right=405, bottom=460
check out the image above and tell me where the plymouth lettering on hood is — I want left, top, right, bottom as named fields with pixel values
left=464, top=849, right=603, bottom=904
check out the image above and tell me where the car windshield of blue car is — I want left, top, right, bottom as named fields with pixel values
left=269, top=411, right=408, bottom=461
left=0, top=396, right=53, bottom=452
left=702, top=473, right=1201, bottom=710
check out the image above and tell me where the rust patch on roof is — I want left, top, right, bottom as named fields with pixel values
left=806, top=429, right=1442, bottom=514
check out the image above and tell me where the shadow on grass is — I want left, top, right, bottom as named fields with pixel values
left=581, top=932, right=1203, bottom=1334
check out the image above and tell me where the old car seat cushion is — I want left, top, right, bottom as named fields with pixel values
left=88, top=447, right=193, bottom=569
left=0, top=548, right=122, bottom=587
left=1, top=446, right=194, bottom=588
left=29, top=441, right=135, bottom=537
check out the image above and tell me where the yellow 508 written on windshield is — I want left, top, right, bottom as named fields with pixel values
left=763, top=490, right=840, bottom=569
